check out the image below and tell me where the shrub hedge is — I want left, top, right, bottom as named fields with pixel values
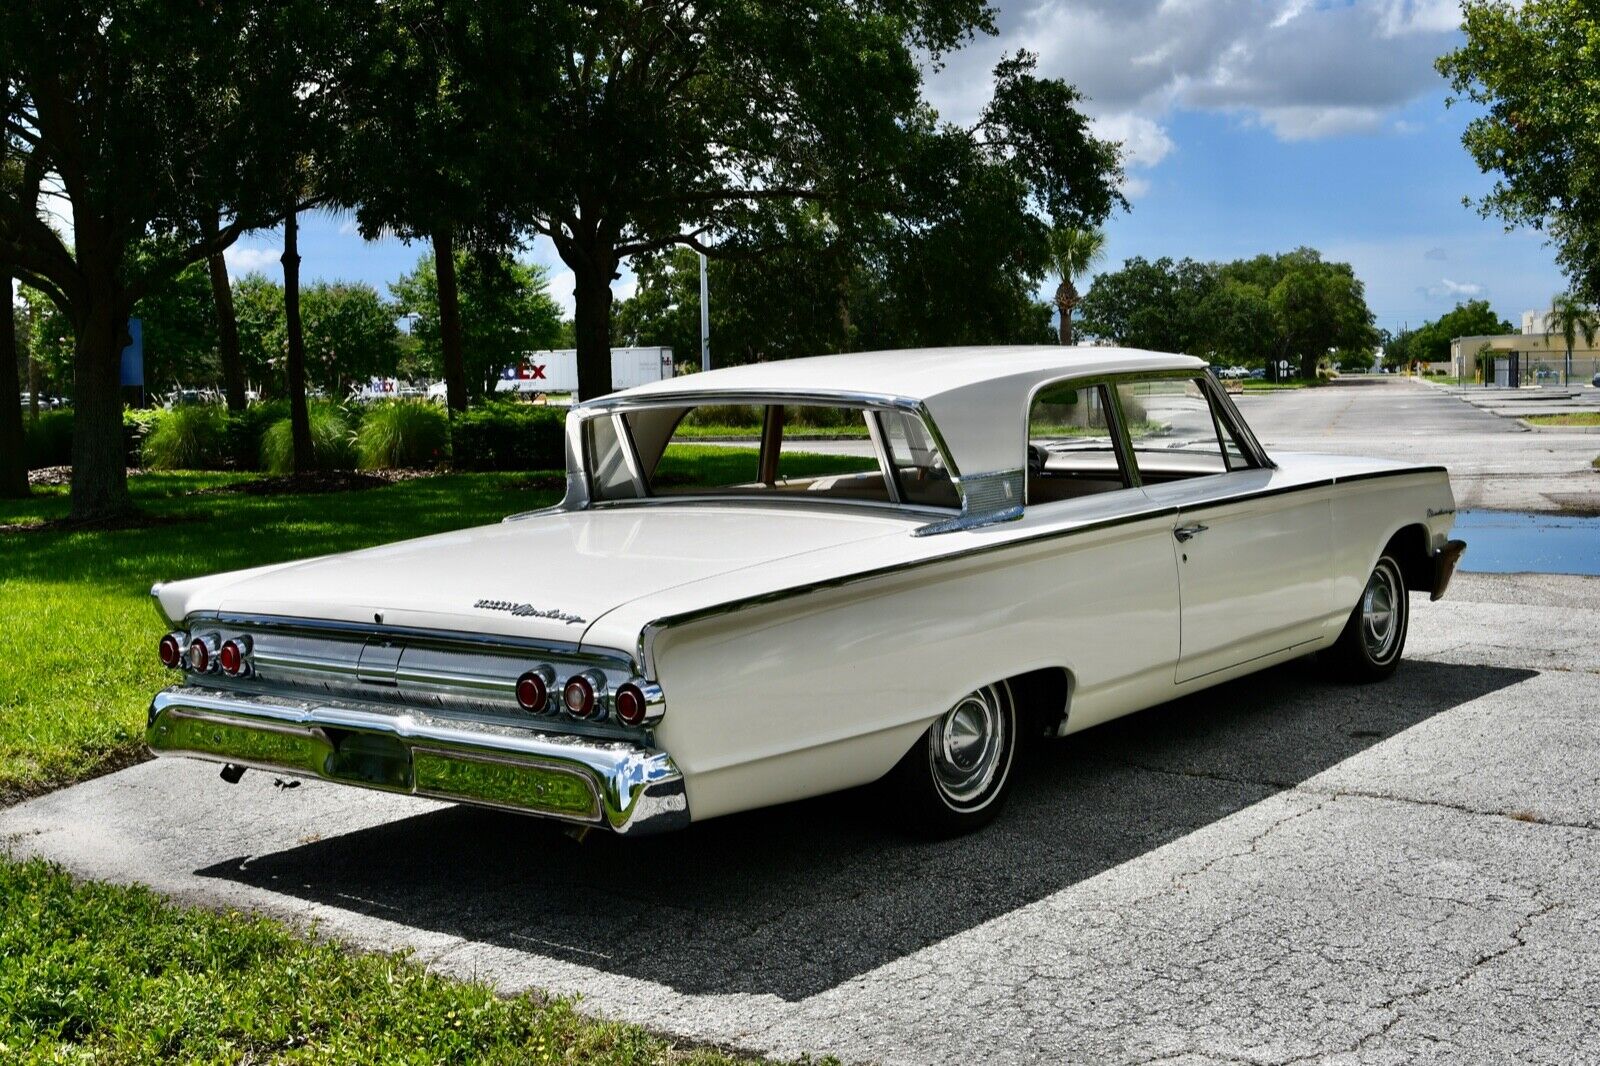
left=259, top=403, right=356, bottom=474
left=451, top=403, right=567, bottom=471
left=140, top=405, right=229, bottom=470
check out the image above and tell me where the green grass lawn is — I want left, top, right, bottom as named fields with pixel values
left=0, top=472, right=565, bottom=802
left=0, top=855, right=784, bottom=1065
left=1240, top=380, right=1309, bottom=391
left=672, top=423, right=870, bottom=439
left=1524, top=411, right=1600, bottom=427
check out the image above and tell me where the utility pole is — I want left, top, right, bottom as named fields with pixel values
left=698, top=251, right=710, bottom=373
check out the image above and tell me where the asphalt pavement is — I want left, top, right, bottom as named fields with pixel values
left=4, top=379, right=1599, bottom=1064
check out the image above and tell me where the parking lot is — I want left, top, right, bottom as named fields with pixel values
left=4, top=380, right=1598, bottom=1064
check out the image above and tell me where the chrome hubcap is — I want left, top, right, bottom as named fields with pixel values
left=1361, top=564, right=1402, bottom=661
left=930, top=686, right=1008, bottom=805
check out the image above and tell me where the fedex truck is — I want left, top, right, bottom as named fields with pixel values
left=495, top=346, right=673, bottom=395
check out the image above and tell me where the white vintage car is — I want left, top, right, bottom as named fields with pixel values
left=148, top=347, right=1466, bottom=835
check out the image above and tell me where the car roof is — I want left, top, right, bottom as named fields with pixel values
left=590, top=345, right=1208, bottom=476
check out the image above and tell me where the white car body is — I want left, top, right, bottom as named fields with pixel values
left=147, top=347, right=1464, bottom=834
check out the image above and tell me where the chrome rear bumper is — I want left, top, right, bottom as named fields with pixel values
left=146, top=686, right=688, bottom=834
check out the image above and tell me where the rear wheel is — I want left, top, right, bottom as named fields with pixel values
left=888, top=680, right=1017, bottom=836
left=1327, top=555, right=1409, bottom=681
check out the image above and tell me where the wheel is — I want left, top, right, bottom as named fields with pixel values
left=1326, top=554, right=1409, bottom=681
left=887, top=680, right=1018, bottom=836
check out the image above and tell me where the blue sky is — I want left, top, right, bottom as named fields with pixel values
left=221, top=0, right=1567, bottom=337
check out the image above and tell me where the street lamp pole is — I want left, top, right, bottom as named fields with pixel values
left=698, top=251, right=710, bottom=373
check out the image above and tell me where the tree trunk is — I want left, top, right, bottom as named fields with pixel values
left=1055, top=281, right=1076, bottom=346
left=432, top=228, right=469, bottom=412
left=68, top=284, right=135, bottom=520
left=0, top=279, right=29, bottom=497
left=571, top=261, right=616, bottom=400
left=282, top=208, right=314, bottom=472
left=207, top=240, right=248, bottom=411
left=1298, top=352, right=1320, bottom=381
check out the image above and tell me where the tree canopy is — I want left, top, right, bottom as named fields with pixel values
left=1079, top=249, right=1379, bottom=378
left=1439, top=1, right=1600, bottom=300
left=1384, top=300, right=1513, bottom=368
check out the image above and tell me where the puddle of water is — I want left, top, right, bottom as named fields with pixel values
left=1453, top=510, right=1600, bottom=576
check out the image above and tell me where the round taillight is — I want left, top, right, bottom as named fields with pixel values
left=219, top=638, right=250, bottom=677
left=187, top=637, right=212, bottom=672
left=563, top=672, right=600, bottom=719
left=158, top=633, right=183, bottom=669
left=516, top=669, right=551, bottom=712
left=614, top=683, right=646, bottom=727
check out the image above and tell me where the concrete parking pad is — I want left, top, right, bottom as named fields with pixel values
left=4, top=571, right=1597, bottom=1064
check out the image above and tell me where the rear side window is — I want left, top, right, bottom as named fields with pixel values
left=1026, top=383, right=1130, bottom=504
left=878, top=409, right=960, bottom=509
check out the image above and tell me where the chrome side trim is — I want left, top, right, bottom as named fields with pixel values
left=146, top=686, right=688, bottom=834
left=633, top=464, right=1454, bottom=677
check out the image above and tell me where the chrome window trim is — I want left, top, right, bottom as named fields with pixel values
left=864, top=410, right=903, bottom=505
left=569, top=393, right=967, bottom=512
left=613, top=411, right=648, bottom=495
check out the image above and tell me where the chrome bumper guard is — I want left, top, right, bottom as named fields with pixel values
left=146, top=686, right=688, bottom=835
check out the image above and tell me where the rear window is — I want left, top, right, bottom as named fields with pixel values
left=585, top=402, right=958, bottom=509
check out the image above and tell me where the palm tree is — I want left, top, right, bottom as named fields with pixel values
left=1046, top=226, right=1107, bottom=346
left=1547, top=293, right=1598, bottom=386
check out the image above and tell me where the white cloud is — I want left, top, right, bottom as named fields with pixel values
left=1426, top=277, right=1484, bottom=298
left=547, top=269, right=577, bottom=318
left=223, top=246, right=282, bottom=278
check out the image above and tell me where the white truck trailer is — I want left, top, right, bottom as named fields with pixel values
left=494, top=347, right=673, bottom=395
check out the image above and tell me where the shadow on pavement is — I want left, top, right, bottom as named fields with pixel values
left=198, top=658, right=1532, bottom=1001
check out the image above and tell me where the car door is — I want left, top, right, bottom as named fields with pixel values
left=1115, top=376, right=1333, bottom=684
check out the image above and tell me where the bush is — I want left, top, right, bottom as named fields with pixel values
left=23, top=410, right=75, bottom=469
left=259, top=404, right=355, bottom=474
left=140, top=406, right=229, bottom=470
left=355, top=401, right=450, bottom=470
left=451, top=403, right=567, bottom=471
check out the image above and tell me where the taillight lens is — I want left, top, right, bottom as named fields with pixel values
left=218, top=637, right=251, bottom=677
left=158, top=632, right=184, bottom=669
left=516, top=667, right=553, bottom=712
left=563, top=671, right=601, bottom=719
left=186, top=635, right=216, bottom=673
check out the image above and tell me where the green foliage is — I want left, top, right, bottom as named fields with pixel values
left=259, top=404, right=354, bottom=474
left=390, top=252, right=563, bottom=396
left=1385, top=300, right=1515, bottom=368
left=134, top=262, right=219, bottom=394
left=356, top=401, right=452, bottom=470
left=450, top=404, right=567, bottom=471
left=0, top=855, right=788, bottom=1065
left=301, top=281, right=404, bottom=394
left=0, top=472, right=564, bottom=800
left=140, top=406, right=229, bottom=470
left=1439, top=2, right=1600, bottom=300
left=22, top=409, right=74, bottom=469
left=233, top=272, right=286, bottom=389
left=1079, top=248, right=1379, bottom=378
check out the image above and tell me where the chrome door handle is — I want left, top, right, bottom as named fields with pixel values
left=1173, top=524, right=1209, bottom=543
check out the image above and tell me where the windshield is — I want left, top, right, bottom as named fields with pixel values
left=585, top=401, right=959, bottom=509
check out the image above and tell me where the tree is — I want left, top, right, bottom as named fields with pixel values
left=232, top=274, right=286, bottom=394
left=343, top=0, right=538, bottom=412
left=1, top=278, right=25, bottom=496
left=134, top=263, right=217, bottom=397
left=390, top=252, right=563, bottom=397
left=203, top=215, right=248, bottom=411
left=299, top=282, right=401, bottom=396
left=0, top=1, right=316, bottom=519
left=1078, top=257, right=1219, bottom=354
left=492, top=5, right=1119, bottom=398
left=1439, top=2, right=1600, bottom=300
left=1547, top=293, right=1598, bottom=386
left=1045, top=227, right=1106, bottom=345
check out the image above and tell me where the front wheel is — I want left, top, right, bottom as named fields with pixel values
left=1326, top=554, right=1410, bottom=681
left=887, top=680, right=1018, bottom=836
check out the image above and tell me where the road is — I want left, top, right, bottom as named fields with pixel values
left=4, top=379, right=1599, bottom=1064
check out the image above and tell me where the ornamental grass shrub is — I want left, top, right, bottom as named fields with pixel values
left=140, top=405, right=229, bottom=470
left=355, top=400, right=451, bottom=470
left=259, top=403, right=355, bottom=474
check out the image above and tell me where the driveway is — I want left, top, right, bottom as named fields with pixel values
left=5, top=571, right=1598, bottom=1064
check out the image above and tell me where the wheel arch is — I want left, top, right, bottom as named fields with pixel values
left=1380, top=522, right=1433, bottom=593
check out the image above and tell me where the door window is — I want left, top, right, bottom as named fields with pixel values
left=1114, top=378, right=1254, bottom=483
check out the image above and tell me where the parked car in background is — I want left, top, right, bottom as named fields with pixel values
left=146, top=347, right=1465, bottom=837
left=1247, top=368, right=1266, bottom=380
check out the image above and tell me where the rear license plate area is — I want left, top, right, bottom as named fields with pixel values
left=323, top=729, right=413, bottom=790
